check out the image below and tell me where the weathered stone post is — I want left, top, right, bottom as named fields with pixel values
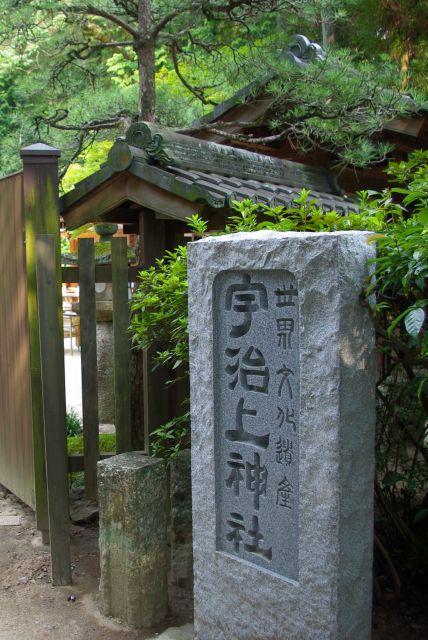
left=188, top=231, right=376, bottom=640
left=98, top=452, right=168, bottom=627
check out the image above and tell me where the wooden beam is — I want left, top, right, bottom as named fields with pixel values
left=35, top=235, right=71, bottom=586
left=61, top=172, right=207, bottom=231
left=62, top=265, right=141, bottom=284
left=384, top=115, right=424, bottom=137
left=97, top=209, right=139, bottom=224
left=78, top=239, right=99, bottom=501
left=112, top=237, right=132, bottom=453
left=68, top=453, right=114, bottom=473
left=123, top=223, right=139, bottom=235
left=61, top=173, right=131, bottom=230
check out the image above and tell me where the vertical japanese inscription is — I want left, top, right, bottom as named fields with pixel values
left=214, top=271, right=300, bottom=581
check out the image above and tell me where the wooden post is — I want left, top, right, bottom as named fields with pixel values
left=139, top=210, right=169, bottom=452
left=21, top=143, right=62, bottom=538
left=36, top=235, right=71, bottom=586
left=112, top=237, right=132, bottom=453
left=78, top=238, right=99, bottom=500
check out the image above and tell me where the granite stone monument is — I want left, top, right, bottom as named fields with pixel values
left=188, top=231, right=376, bottom=640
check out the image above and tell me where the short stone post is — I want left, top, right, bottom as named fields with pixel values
left=98, top=452, right=168, bottom=627
left=188, top=231, right=376, bottom=640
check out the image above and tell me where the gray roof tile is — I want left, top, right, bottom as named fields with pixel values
left=159, top=164, right=358, bottom=214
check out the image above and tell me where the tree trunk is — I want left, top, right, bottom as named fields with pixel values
left=400, top=38, right=414, bottom=90
left=321, top=7, right=335, bottom=49
left=137, top=0, right=156, bottom=122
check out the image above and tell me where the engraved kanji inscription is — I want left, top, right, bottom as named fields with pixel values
left=225, top=451, right=268, bottom=510
left=277, top=476, right=294, bottom=509
left=214, top=270, right=299, bottom=581
left=225, top=346, right=270, bottom=393
left=277, top=365, right=295, bottom=398
left=277, top=407, right=296, bottom=431
left=226, top=513, right=272, bottom=562
left=274, top=284, right=298, bottom=307
left=275, top=438, right=294, bottom=465
left=244, top=515, right=272, bottom=561
left=246, top=452, right=268, bottom=510
left=277, top=318, right=294, bottom=349
left=225, top=274, right=268, bottom=338
left=225, top=452, right=245, bottom=496
left=226, top=512, right=245, bottom=552
left=225, top=397, right=270, bottom=450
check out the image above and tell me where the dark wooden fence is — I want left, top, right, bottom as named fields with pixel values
left=0, top=145, right=156, bottom=587
left=62, top=238, right=140, bottom=498
left=34, top=234, right=139, bottom=584
left=0, top=172, right=34, bottom=509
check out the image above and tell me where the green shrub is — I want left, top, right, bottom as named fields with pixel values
left=66, top=408, right=82, bottom=437
left=67, top=432, right=116, bottom=455
left=362, top=153, right=428, bottom=582
left=67, top=433, right=116, bottom=491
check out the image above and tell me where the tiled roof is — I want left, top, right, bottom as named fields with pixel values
left=61, top=122, right=359, bottom=219
left=163, top=165, right=358, bottom=213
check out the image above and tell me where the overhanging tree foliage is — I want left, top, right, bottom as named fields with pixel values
left=0, top=0, right=426, bottom=174
left=0, top=1, right=291, bottom=166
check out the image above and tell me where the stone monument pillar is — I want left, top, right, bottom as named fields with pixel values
left=188, top=231, right=376, bottom=640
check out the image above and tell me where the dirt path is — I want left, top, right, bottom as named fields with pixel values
left=1, top=484, right=427, bottom=640
left=0, top=485, right=188, bottom=640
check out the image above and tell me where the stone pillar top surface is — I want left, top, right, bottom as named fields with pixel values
left=98, top=451, right=160, bottom=473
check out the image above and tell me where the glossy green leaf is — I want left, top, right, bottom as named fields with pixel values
left=404, top=307, right=425, bottom=337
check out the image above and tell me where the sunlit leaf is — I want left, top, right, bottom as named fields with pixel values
left=404, top=307, right=425, bottom=337
left=418, top=208, right=428, bottom=227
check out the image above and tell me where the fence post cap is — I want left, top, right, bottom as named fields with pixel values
left=20, top=142, right=61, bottom=158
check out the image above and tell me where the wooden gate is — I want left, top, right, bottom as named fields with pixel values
left=0, top=144, right=138, bottom=585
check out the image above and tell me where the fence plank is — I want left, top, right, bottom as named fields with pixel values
left=68, top=453, right=114, bottom=473
left=78, top=239, right=99, bottom=501
left=35, top=235, right=71, bottom=586
left=111, top=237, right=132, bottom=453
left=62, top=265, right=140, bottom=284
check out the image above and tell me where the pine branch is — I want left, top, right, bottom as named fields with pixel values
left=66, top=4, right=139, bottom=38
left=35, top=109, right=133, bottom=132
left=170, top=42, right=218, bottom=106
left=152, top=5, right=194, bottom=39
